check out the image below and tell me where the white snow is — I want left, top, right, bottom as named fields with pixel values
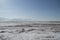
left=0, top=28, right=60, bottom=40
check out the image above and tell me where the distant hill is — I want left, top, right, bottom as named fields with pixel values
left=0, top=17, right=60, bottom=23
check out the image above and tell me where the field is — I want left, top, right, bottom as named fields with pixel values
left=0, top=21, right=60, bottom=40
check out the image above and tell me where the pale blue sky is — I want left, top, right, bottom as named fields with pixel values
left=0, top=0, right=60, bottom=21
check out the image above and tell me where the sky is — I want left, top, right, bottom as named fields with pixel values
left=0, top=0, right=60, bottom=21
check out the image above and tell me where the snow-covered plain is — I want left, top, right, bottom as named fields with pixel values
left=0, top=21, right=60, bottom=40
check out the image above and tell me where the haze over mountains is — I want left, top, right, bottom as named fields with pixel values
left=0, top=17, right=32, bottom=22
left=0, top=17, right=59, bottom=21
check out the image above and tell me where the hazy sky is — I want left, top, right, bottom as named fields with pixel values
left=0, top=0, right=60, bottom=21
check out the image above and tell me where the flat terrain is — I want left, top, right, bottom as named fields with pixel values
left=0, top=21, right=60, bottom=40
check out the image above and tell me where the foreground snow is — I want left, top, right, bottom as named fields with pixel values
left=0, top=28, right=60, bottom=40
